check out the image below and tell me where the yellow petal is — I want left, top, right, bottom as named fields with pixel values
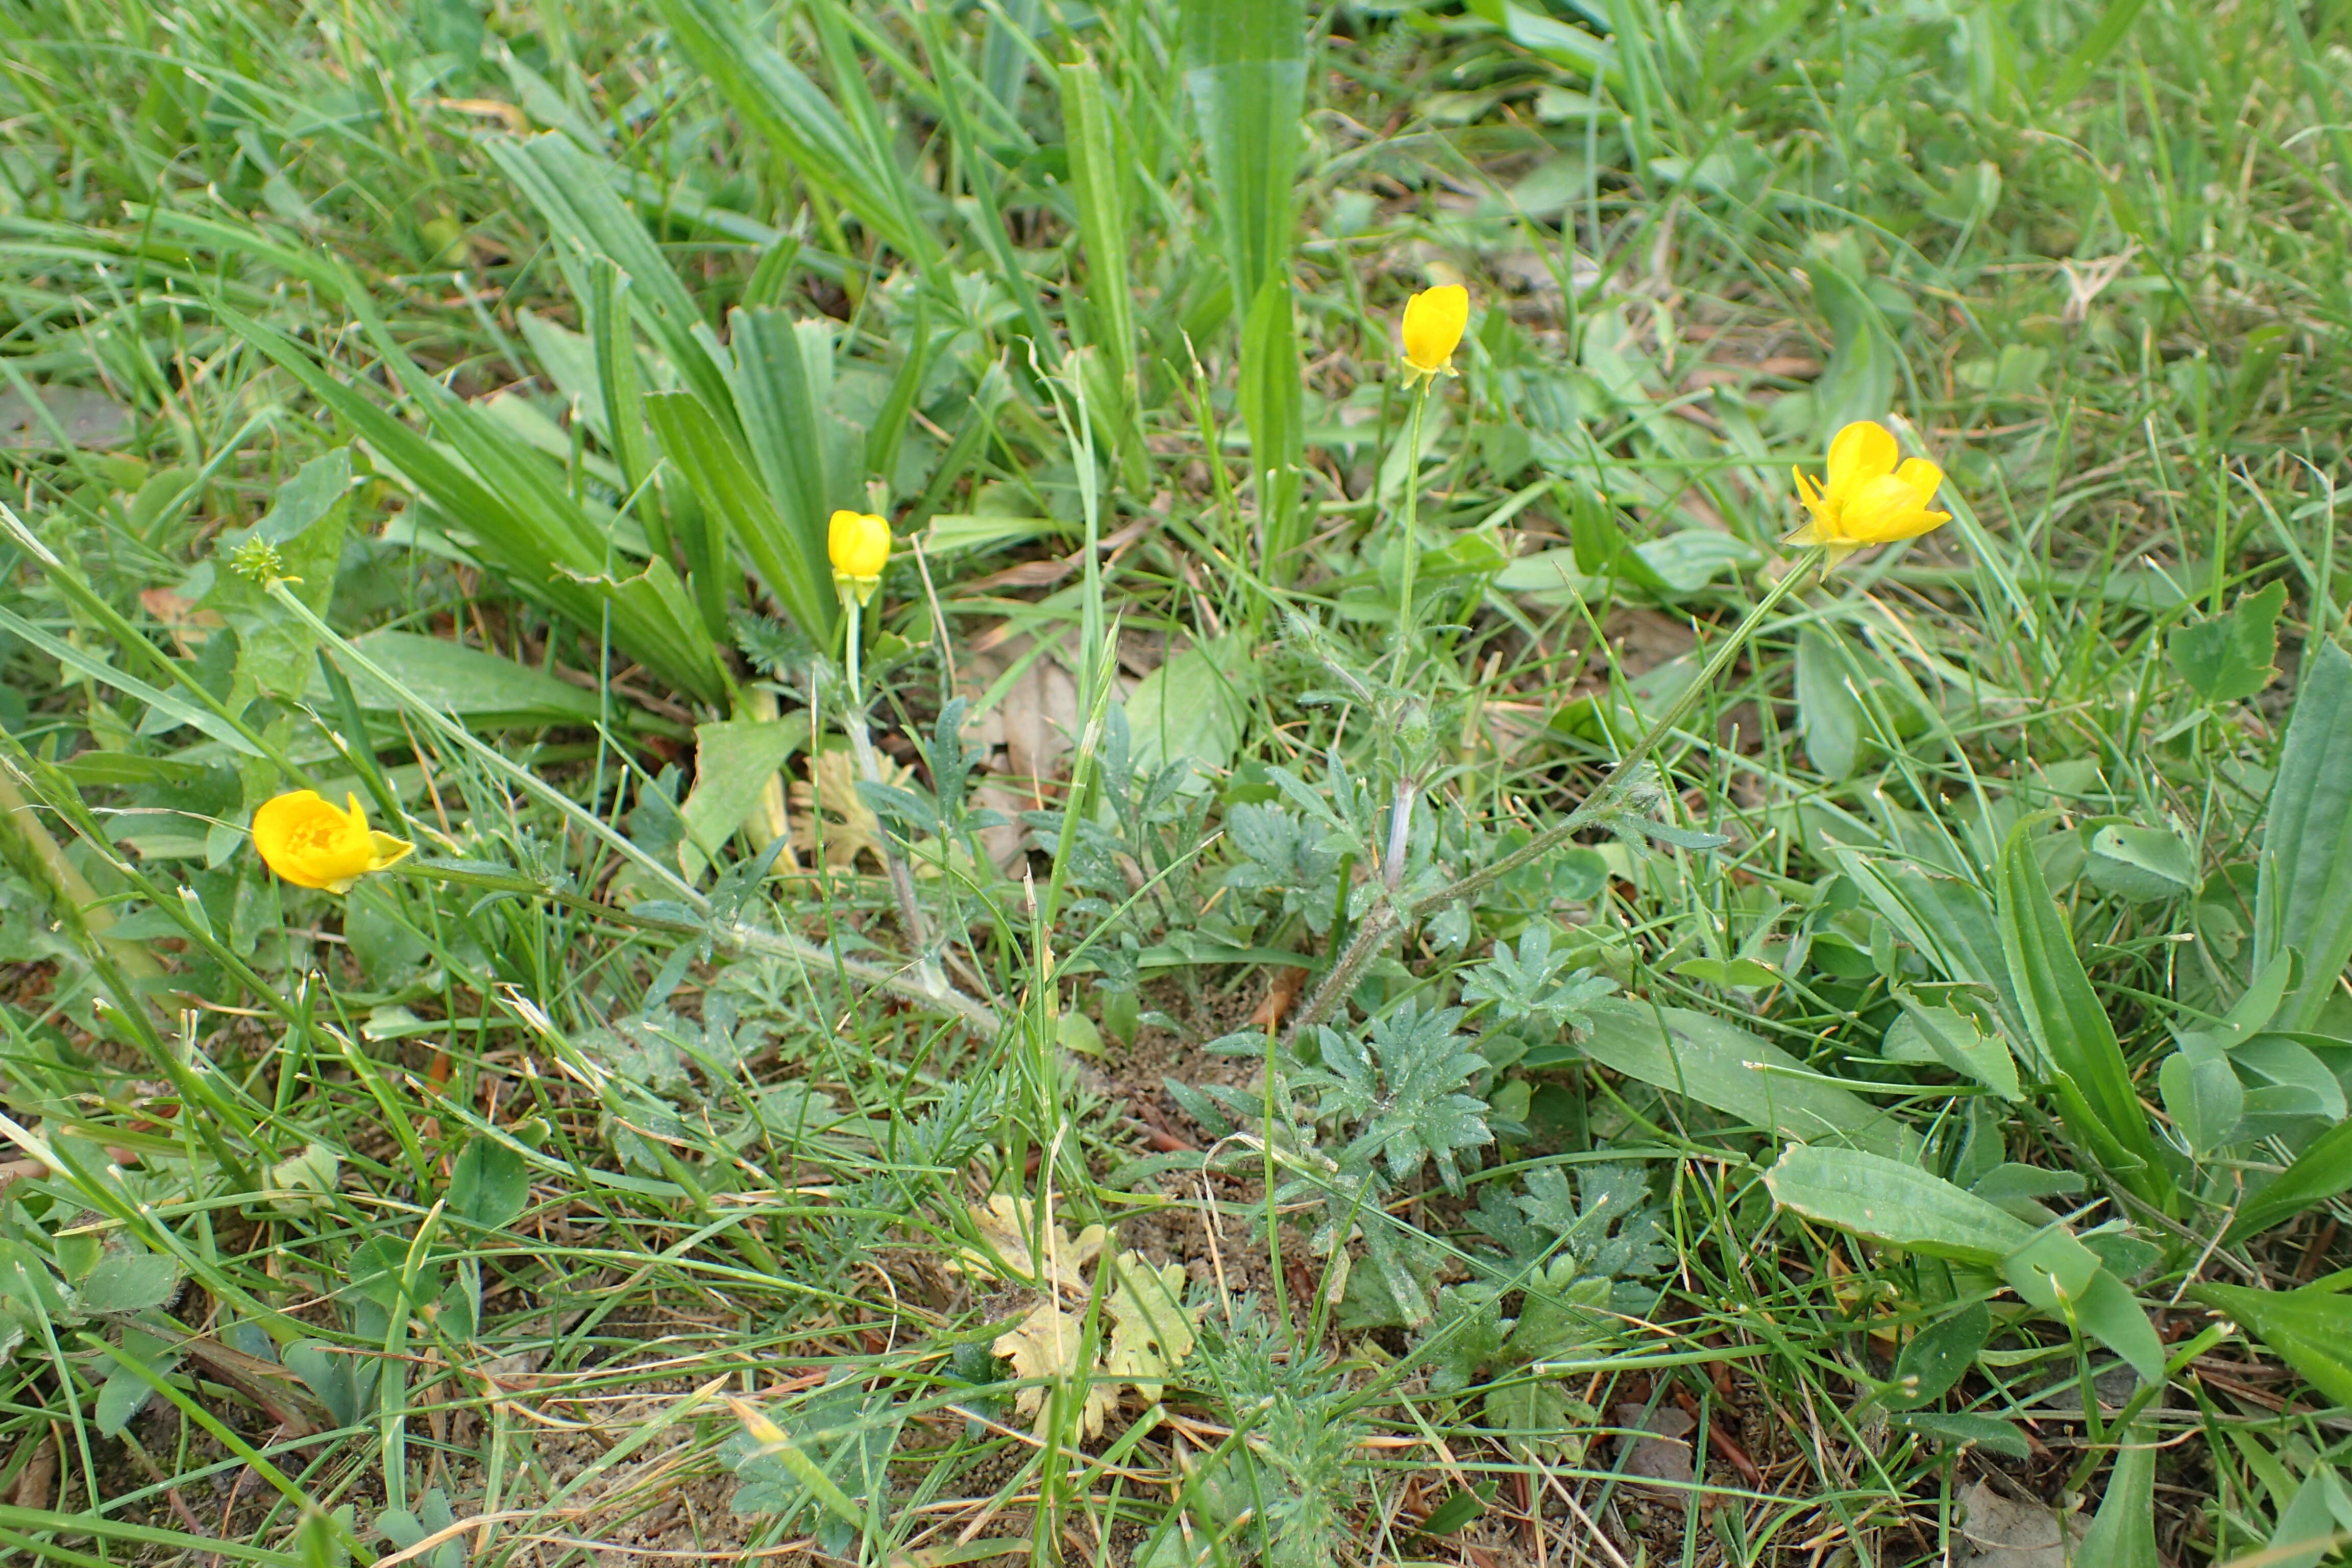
left=827, top=510, right=892, bottom=580
left=366, top=830, right=417, bottom=874
left=252, top=789, right=381, bottom=891
left=1401, top=285, right=1469, bottom=375
left=1892, top=457, right=1943, bottom=507
left=1840, top=473, right=1951, bottom=543
left=1824, top=421, right=1899, bottom=501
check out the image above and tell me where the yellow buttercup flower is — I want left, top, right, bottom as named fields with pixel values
left=251, top=790, right=414, bottom=894
left=1400, top=285, right=1469, bottom=385
left=828, top=510, right=891, bottom=606
left=1787, top=420, right=1952, bottom=568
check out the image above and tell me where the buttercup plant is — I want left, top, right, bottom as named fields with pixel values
left=1398, top=284, right=1468, bottom=386
left=829, top=509, right=892, bottom=609
left=1390, top=284, right=1471, bottom=664
left=822, top=509, right=943, bottom=994
left=1292, top=416, right=1943, bottom=1035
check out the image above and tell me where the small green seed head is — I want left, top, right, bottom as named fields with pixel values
left=226, top=535, right=287, bottom=584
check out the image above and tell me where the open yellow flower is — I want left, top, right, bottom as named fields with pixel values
left=828, top=509, right=891, bottom=606
left=1787, top=420, right=1951, bottom=568
left=251, top=790, right=413, bottom=894
left=1400, top=285, right=1469, bottom=385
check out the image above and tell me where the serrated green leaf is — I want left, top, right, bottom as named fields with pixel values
left=1309, top=1004, right=1492, bottom=1192
left=1420, top=1283, right=1506, bottom=1395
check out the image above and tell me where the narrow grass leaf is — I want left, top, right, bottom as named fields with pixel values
left=651, top=0, right=921, bottom=260
left=1182, top=0, right=1306, bottom=573
left=2074, top=1420, right=2160, bottom=1568
left=0, top=605, right=262, bottom=757
left=648, top=388, right=837, bottom=644
left=2224, top=1117, right=2352, bottom=1243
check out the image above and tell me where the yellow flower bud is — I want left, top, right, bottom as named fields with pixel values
left=829, top=510, right=892, bottom=579
left=1400, top=285, right=1469, bottom=384
left=1785, top=420, right=1952, bottom=569
left=251, top=790, right=414, bottom=894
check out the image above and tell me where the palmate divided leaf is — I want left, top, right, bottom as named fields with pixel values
left=1305, top=1003, right=1493, bottom=1193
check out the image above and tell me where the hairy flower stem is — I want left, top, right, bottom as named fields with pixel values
left=1383, top=776, right=1415, bottom=894
left=1291, top=548, right=1827, bottom=1037
left=841, top=596, right=945, bottom=998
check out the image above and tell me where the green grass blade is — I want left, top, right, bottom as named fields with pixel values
left=1181, top=0, right=1306, bottom=579
left=491, top=133, right=737, bottom=419
left=653, top=0, right=925, bottom=262
left=648, top=386, right=836, bottom=645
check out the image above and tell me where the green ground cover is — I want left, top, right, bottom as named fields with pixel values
left=4, top=0, right=2352, bottom=1562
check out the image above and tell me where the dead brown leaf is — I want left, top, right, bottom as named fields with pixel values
left=1612, top=1403, right=1694, bottom=1490
left=1954, top=1480, right=2086, bottom=1567
left=789, top=749, right=913, bottom=870
left=1248, top=967, right=1310, bottom=1030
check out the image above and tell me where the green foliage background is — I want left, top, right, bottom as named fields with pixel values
left=1, top=0, right=2351, bottom=1563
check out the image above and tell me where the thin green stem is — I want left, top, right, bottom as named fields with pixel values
left=1390, top=379, right=1434, bottom=672
left=839, top=592, right=943, bottom=996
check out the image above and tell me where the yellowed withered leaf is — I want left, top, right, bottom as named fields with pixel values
left=960, top=1196, right=1200, bottom=1438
